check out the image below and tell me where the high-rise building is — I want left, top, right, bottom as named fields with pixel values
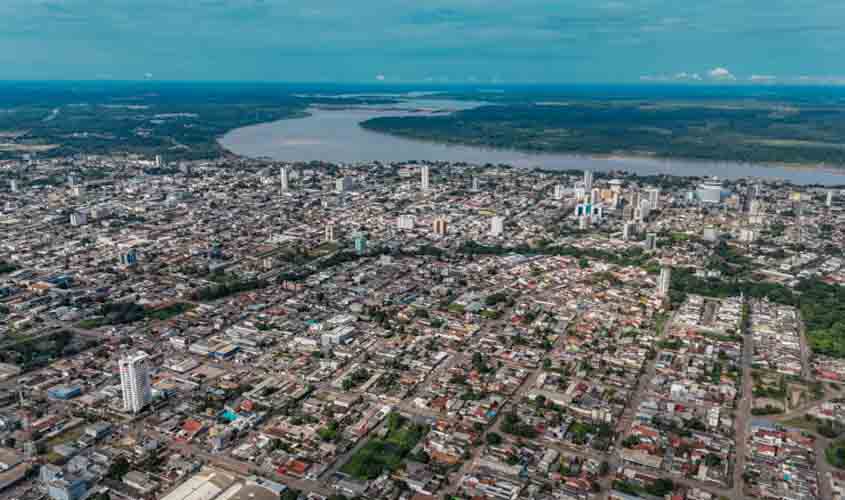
left=658, top=267, right=671, bottom=297
left=354, top=234, right=367, bottom=255
left=583, top=170, right=593, bottom=191
left=647, top=188, right=660, bottom=210
left=155, top=155, right=162, bottom=168
left=324, top=223, right=336, bottom=242
left=433, top=217, right=448, bottom=236
left=70, top=211, right=87, bottom=226
left=638, top=199, right=651, bottom=222
left=827, top=190, right=835, bottom=208
left=590, top=188, right=601, bottom=206
left=421, top=166, right=430, bottom=192
left=645, top=232, right=657, bottom=251
left=9, top=179, right=18, bottom=193
left=472, top=176, right=480, bottom=192
left=490, top=216, right=504, bottom=237
left=119, top=352, right=151, bottom=414
left=553, top=184, right=565, bottom=200
left=397, top=215, right=415, bottom=230
left=280, top=166, right=290, bottom=193
left=623, top=222, right=635, bottom=241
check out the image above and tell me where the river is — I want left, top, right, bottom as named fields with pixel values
left=220, top=99, right=845, bottom=186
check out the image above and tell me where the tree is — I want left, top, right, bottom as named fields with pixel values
left=485, top=432, right=503, bottom=446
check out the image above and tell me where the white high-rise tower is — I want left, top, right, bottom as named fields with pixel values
left=658, top=267, right=672, bottom=298
left=583, top=170, right=593, bottom=191
left=421, top=166, right=430, bottom=192
left=119, top=352, right=152, bottom=414
left=490, top=216, right=504, bottom=237
left=280, top=166, right=290, bottom=193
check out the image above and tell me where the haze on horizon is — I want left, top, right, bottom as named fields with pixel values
left=1, top=0, right=844, bottom=84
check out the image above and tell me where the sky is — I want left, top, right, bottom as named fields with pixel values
left=2, top=0, right=845, bottom=83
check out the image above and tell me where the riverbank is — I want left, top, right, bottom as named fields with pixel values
left=219, top=103, right=845, bottom=186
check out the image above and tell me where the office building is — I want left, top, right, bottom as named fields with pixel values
left=119, top=352, right=152, bottom=414
left=590, top=188, right=601, bottom=206
left=472, top=176, right=480, bottom=191
left=828, top=190, right=835, bottom=208
left=583, top=170, right=593, bottom=191
left=658, top=267, right=671, bottom=298
left=280, top=166, right=290, bottom=192
left=421, top=166, right=430, bottom=192
left=490, top=216, right=504, bottom=237
left=433, top=217, right=448, bottom=236
left=397, top=215, right=415, bottom=230
left=553, top=184, right=565, bottom=200
left=9, top=179, right=19, bottom=193
left=324, top=223, right=336, bottom=242
left=645, top=232, right=657, bottom=251
left=69, top=211, right=87, bottom=226
left=155, top=155, right=162, bottom=168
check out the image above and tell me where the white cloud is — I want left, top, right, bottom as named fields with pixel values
left=707, top=67, right=735, bottom=80
left=375, top=74, right=385, bottom=81
left=749, top=74, right=776, bottom=82
left=674, top=72, right=701, bottom=81
left=143, top=72, right=153, bottom=79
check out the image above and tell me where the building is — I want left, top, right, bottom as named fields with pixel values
left=472, top=176, right=480, bottom=191
left=433, top=217, right=448, bottom=236
left=354, top=234, right=367, bottom=255
left=638, top=198, right=651, bottom=222
left=69, top=211, right=87, bottom=226
left=119, top=249, right=138, bottom=267
left=579, top=216, right=589, bottom=230
left=490, top=216, right=504, bottom=237
left=658, top=267, right=671, bottom=297
left=590, top=188, right=601, bottom=206
left=828, top=190, right=835, bottom=208
left=324, top=223, right=336, bottom=242
left=119, top=352, right=152, bottom=414
left=397, top=215, right=415, bottom=230
left=553, top=184, right=565, bottom=200
left=622, top=222, right=635, bottom=241
left=155, top=155, right=162, bottom=168
left=647, top=188, right=660, bottom=210
left=645, top=233, right=657, bottom=251
left=421, top=165, right=430, bottom=192
left=8, top=180, right=18, bottom=193
left=697, top=178, right=723, bottom=203
left=583, top=170, right=593, bottom=191
left=335, top=176, right=353, bottom=194
left=280, top=166, right=290, bottom=193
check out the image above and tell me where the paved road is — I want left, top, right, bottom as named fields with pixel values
left=733, top=310, right=754, bottom=500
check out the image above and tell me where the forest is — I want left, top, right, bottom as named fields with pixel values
left=362, top=101, right=845, bottom=166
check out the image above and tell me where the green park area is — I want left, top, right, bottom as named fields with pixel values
left=340, top=412, right=427, bottom=480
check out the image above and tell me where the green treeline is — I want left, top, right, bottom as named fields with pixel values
left=362, top=102, right=845, bottom=166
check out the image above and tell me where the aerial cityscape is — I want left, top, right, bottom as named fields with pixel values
left=0, top=150, right=844, bottom=500
left=3, top=1, right=845, bottom=500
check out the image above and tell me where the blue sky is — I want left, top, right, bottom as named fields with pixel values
left=2, top=0, right=845, bottom=83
